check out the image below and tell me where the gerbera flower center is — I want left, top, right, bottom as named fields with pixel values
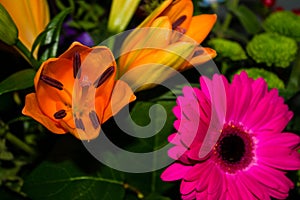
left=213, top=123, right=255, bottom=174
left=219, top=135, right=245, bottom=163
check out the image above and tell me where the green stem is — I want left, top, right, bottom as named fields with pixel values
left=221, top=0, right=240, bottom=35
left=45, top=176, right=144, bottom=198
left=5, top=132, right=36, bottom=156
left=14, top=39, right=37, bottom=68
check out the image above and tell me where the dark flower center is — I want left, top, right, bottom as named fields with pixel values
left=218, top=135, right=245, bottom=163
left=213, top=123, right=255, bottom=174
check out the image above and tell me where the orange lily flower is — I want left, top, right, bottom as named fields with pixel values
left=0, top=0, right=50, bottom=57
left=118, top=0, right=217, bottom=91
left=22, top=42, right=136, bottom=140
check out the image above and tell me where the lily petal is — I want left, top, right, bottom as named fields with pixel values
left=160, top=0, right=193, bottom=29
left=185, top=14, right=217, bottom=44
left=0, top=0, right=50, bottom=56
left=22, top=93, right=66, bottom=134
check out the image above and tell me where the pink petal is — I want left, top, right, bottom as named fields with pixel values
left=258, top=132, right=300, bottom=149
left=238, top=172, right=270, bottom=199
left=161, top=162, right=192, bottom=181
left=257, top=146, right=300, bottom=170
left=226, top=175, right=242, bottom=200
left=182, top=190, right=196, bottom=200
left=180, top=179, right=198, bottom=195
left=248, top=166, right=293, bottom=199
left=168, top=146, right=187, bottom=160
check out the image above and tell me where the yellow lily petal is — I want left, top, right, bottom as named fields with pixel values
left=119, top=16, right=172, bottom=75
left=0, top=0, right=50, bottom=56
left=122, top=42, right=196, bottom=91
left=185, top=14, right=217, bottom=44
left=137, top=0, right=173, bottom=28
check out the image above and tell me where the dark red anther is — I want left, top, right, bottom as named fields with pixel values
left=54, top=110, right=67, bottom=119
left=172, top=15, right=187, bottom=30
left=93, top=66, right=115, bottom=88
left=40, top=75, right=63, bottom=90
left=73, top=51, right=81, bottom=79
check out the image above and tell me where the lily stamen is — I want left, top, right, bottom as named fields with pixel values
left=93, top=66, right=115, bottom=88
left=40, top=74, right=63, bottom=90
left=73, top=51, right=81, bottom=79
left=53, top=109, right=67, bottom=119
left=172, top=15, right=187, bottom=30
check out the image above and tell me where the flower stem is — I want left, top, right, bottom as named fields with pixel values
left=5, top=132, right=36, bottom=156
left=221, top=0, right=240, bottom=34
left=14, top=39, right=37, bottom=68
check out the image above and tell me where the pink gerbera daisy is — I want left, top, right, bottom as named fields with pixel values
left=161, top=71, right=300, bottom=200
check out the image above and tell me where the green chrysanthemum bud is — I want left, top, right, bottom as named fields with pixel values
left=235, top=68, right=284, bottom=89
left=263, top=11, right=300, bottom=41
left=208, top=38, right=247, bottom=61
left=0, top=3, right=18, bottom=45
left=246, top=33, right=298, bottom=68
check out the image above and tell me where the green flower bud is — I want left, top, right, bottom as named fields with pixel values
left=263, top=11, right=300, bottom=41
left=246, top=33, right=298, bottom=68
left=208, top=38, right=247, bottom=61
left=235, top=68, right=284, bottom=89
left=0, top=3, right=18, bottom=45
left=108, top=0, right=141, bottom=33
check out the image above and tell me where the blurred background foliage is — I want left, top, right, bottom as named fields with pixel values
left=0, top=0, right=300, bottom=199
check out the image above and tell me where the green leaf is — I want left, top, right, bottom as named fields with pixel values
left=230, top=5, right=261, bottom=35
left=144, top=193, right=171, bottom=200
left=23, top=160, right=125, bottom=200
left=37, top=8, right=71, bottom=65
left=286, top=51, right=300, bottom=98
left=0, top=69, right=35, bottom=95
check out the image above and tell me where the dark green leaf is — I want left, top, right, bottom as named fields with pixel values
left=37, top=8, right=71, bottom=65
left=144, top=193, right=171, bottom=200
left=287, top=51, right=300, bottom=97
left=230, top=5, right=261, bottom=35
left=23, top=160, right=125, bottom=200
left=0, top=69, right=35, bottom=95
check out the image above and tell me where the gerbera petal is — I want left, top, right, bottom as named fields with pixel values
left=161, top=162, right=192, bottom=181
left=185, top=14, right=217, bottom=44
left=238, top=172, right=270, bottom=199
left=257, top=146, right=300, bottom=170
left=180, top=179, right=197, bottom=195
left=258, top=132, right=300, bottom=149
left=249, top=166, right=294, bottom=198
left=168, top=145, right=188, bottom=160
left=226, top=175, right=242, bottom=200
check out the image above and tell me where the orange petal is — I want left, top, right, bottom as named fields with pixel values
left=138, top=0, right=172, bottom=28
left=188, top=47, right=217, bottom=67
left=22, top=93, right=66, bottom=134
left=160, top=0, right=193, bottom=30
left=185, top=14, right=217, bottom=44
left=102, top=80, right=136, bottom=122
